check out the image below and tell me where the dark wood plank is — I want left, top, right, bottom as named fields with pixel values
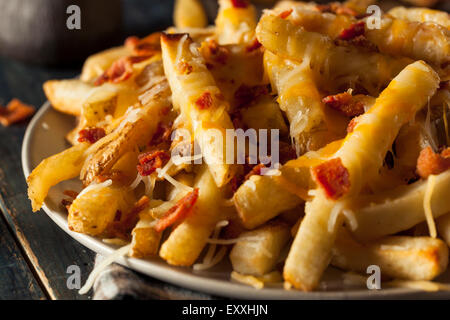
left=0, top=213, right=45, bottom=300
left=0, top=57, right=95, bottom=300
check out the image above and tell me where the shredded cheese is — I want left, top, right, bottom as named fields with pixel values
left=76, top=179, right=112, bottom=199
left=78, top=243, right=132, bottom=295
left=156, top=167, right=194, bottom=193
left=193, top=221, right=229, bottom=271
left=423, top=174, right=437, bottom=238
left=231, top=271, right=264, bottom=289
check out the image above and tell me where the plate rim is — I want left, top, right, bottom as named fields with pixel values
left=21, top=101, right=449, bottom=299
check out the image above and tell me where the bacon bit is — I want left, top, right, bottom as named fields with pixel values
left=155, top=188, right=199, bottom=232
left=137, top=150, right=170, bottom=176
left=150, top=122, right=172, bottom=146
left=63, top=190, right=79, bottom=199
left=312, top=158, right=350, bottom=200
left=334, top=35, right=377, bottom=51
left=0, top=99, right=35, bottom=126
left=234, top=84, right=269, bottom=108
left=203, top=40, right=229, bottom=65
left=94, top=55, right=151, bottom=86
left=61, top=199, right=73, bottom=210
left=316, top=3, right=357, bottom=16
left=195, top=92, right=214, bottom=110
left=231, top=0, right=249, bottom=8
left=322, top=92, right=365, bottom=117
left=279, top=9, right=293, bottom=19
left=95, top=170, right=129, bottom=184
left=177, top=61, right=193, bottom=75
left=338, top=21, right=365, bottom=41
left=107, top=196, right=150, bottom=240
left=246, top=39, right=262, bottom=52
left=125, top=32, right=161, bottom=56
left=347, top=116, right=360, bottom=133
left=77, top=127, right=106, bottom=144
left=416, top=146, right=450, bottom=179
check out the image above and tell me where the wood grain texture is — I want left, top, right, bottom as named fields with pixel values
left=0, top=57, right=95, bottom=300
left=0, top=213, right=45, bottom=300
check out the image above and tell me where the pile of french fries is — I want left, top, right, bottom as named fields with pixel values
left=27, top=0, right=450, bottom=292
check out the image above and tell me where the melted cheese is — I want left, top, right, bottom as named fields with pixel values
left=423, top=174, right=437, bottom=238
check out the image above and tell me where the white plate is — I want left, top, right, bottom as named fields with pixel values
left=22, top=101, right=450, bottom=299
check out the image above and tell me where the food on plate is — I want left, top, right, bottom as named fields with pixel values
left=27, top=0, right=450, bottom=293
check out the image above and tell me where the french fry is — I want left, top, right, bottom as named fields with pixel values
left=27, top=142, right=90, bottom=211
left=43, top=79, right=96, bottom=116
left=159, top=166, right=227, bottom=266
left=256, top=12, right=412, bottom=96
left=230, top=220, right=290, bottom=276
left=351, top=170, right=450, bottom=241
left=160, top=33, right=236, bottom=187
left=437, top=212, right=450, bottom=247
left=174, top=0, right=208, bottom=29
left=284, top=61, right=440, bottom=291
left=388, top=6, right=450, bottom=29
left=364, top=16, right=450, bottom=69
left=81, top=46, right=133, bottom=83
left=80, top=66, right=171, bottom=185
left=68, top=184, right=135, bottom=236
left=234, top=139, right=342, bottom=229
left=332, top=228, right=449, bottom=281
left=215, top=0, right=257, bottom=45
left=264, top=51, right=330, bottom=154
left=239, top=95, right=288, bottom=135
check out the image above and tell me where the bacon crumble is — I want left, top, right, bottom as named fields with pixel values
left=94, top=55, right=152, bottom=86
left=246, top=39, right=262, bottom=52
left=77, top=127, right=106, bottom=144
left=322, top=92, right=365, bottom=117
left=316, top=3, right=357, bottom=16
left=137, top=150, right=170, bottom=176
left=416, top=146, right=450, bottom=179
left=0, top=99, right=35, bottom=126
left=231, top=0, right=249, bottom=8
left=155, top=188, right=199, bottom=232
left=195, top=92, right=214, bottom=110
left=279, top=9, right=293, bottom=19
left=312, top=158, right=351, bottom=200
left=338, top=21, right=366, bottom=41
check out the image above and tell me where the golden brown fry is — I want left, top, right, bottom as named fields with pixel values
left=352, top=170, right=450, bottom=241
left=159, top=166, right=227, bottom=266
left=332, top=228, right=449, bottom=281
left=174, top=0, right=208, bottom=29
left=284, top=61, right=440, bottom=291
left=27, top=142, right=89, bottom=211
left=230, top=220, right=290, bottom=276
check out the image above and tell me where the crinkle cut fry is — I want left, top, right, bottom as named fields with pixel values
left=284, top=61, right=440, bottom=291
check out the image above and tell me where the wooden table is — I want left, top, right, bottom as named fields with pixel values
left=0, top=0, right=194, bottom=300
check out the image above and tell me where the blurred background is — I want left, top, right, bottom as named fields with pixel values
left=0, top=0, right=447, bottom=66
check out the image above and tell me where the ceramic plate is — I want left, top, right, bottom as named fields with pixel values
left=21, top=102, right=450, bottom=299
